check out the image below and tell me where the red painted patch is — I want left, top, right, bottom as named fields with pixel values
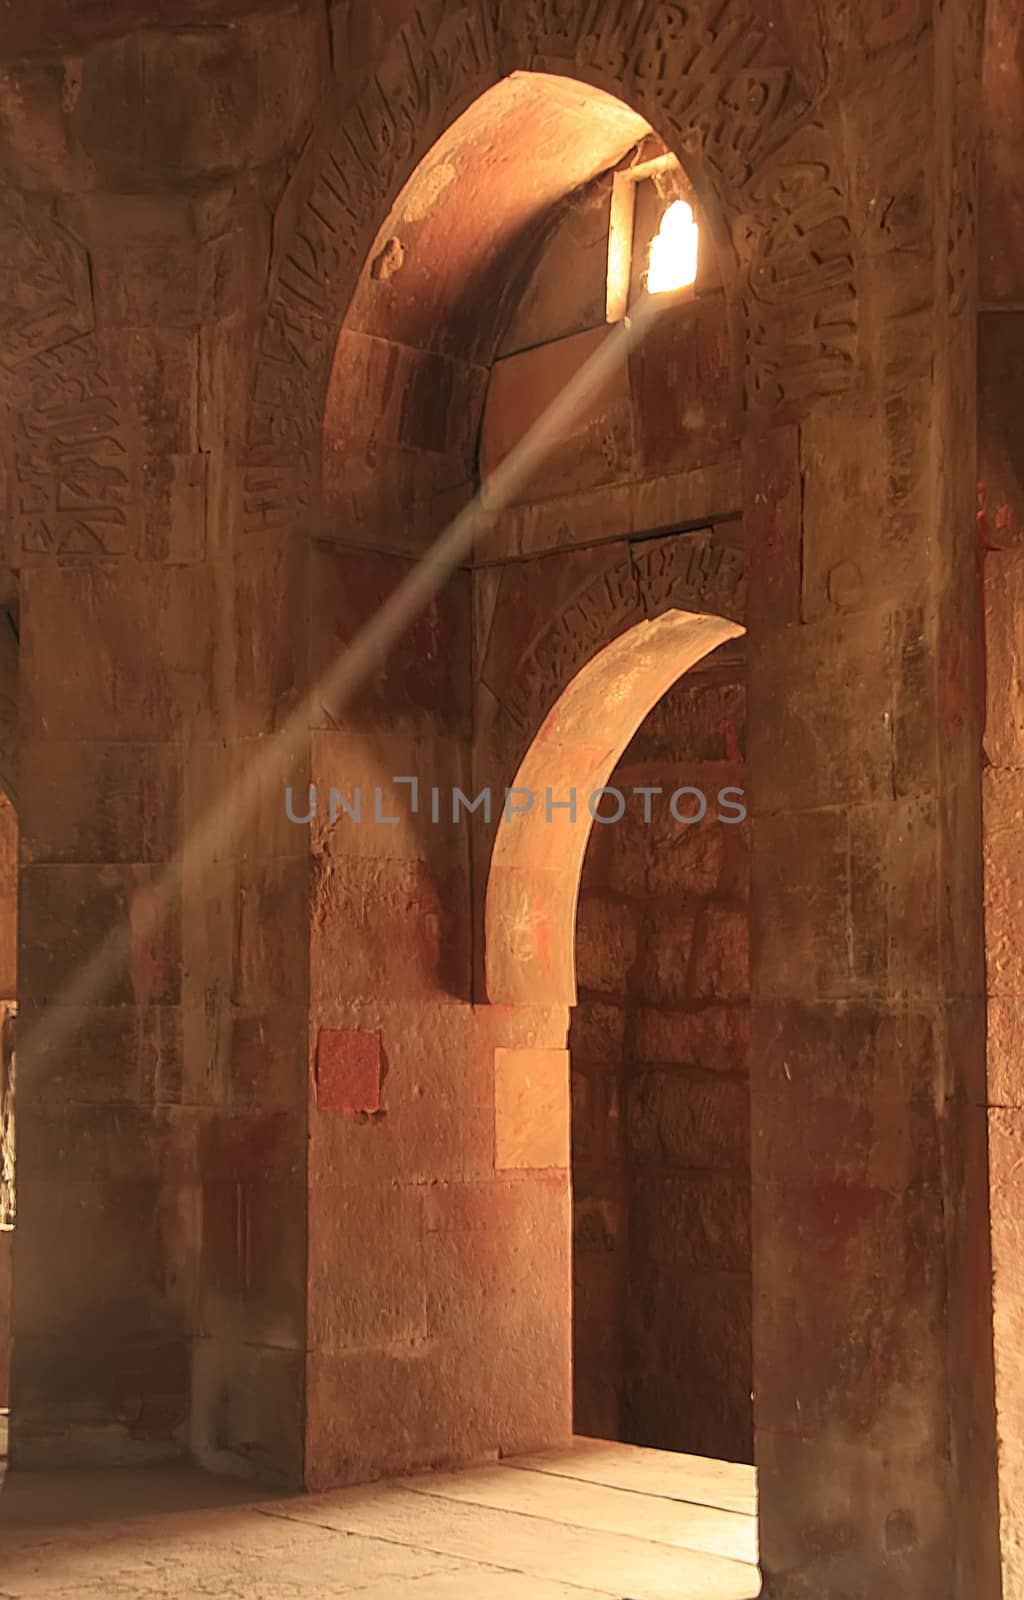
left=316, top=1029, right=383, bottom=1119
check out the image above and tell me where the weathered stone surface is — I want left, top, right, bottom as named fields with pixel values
left=0, top=1223, right=10, bottom=1409
left=751, top=809, right=850, bottom=1000
left=569, top=998, right=626, bottom=1063
left=623, top=1269, right=752, bottom=1463
left=498, top=173, right=612, bottom=358
left=199, top=1177, right=306, bottom=1349
left=310, top=854, right=471, bottom=1005
left=310, top=544, right=472, bottom=738
left=575, top=894, right=638, bottom=995
left=0, top=8, right=1007, bottom=1591
left=626, top=1072, right=749, bottom=1171
left=308, top=1184, right=427, bottom=1350
left=633, top=1005, right=749, bottom=1071
left=480, top=326, right=633, bottom=506
left=494, top=1045, right=570, bottom=1170
left=629, top=293, right=737, bottom=479
left=308, top=1001, right=494, bottom=1190
left=692, top=906, right=749, bottom=1001
left=984, top=550, right=1024, bottom=766
left=21, top=741, right=182, bottom=865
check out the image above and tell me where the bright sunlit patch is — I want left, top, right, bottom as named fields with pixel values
left=647, top=199, right=699, bottom=294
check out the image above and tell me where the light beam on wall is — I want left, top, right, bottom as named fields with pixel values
left=647, top=199, right=699, bottom=294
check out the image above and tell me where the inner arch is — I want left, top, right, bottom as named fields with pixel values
left=486, top=608, right=744, bottom=1006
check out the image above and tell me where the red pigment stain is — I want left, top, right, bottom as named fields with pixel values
left=718, top=718, right=745, bottom=765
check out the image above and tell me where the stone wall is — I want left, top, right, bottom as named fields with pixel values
left=980, top=1, right=1024, bottom=1586
left=0, top=1224, right=9, bottom=1413
left=571, top=648, right=751, bottom=1460
left=0, top=6, right=1010, bottom=1595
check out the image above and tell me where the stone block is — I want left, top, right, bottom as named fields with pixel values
left=233, top=859, right=308, bottom=1007
left=846, top=797, right=940, bottom=998
left=16, top=1001, right=183, bottom=1107
left=421, top=1174, right=571, bottom=1364
left=308, top=1184, right=427, bottom=1351
left=310, top=854, right=471, bottom=1006
left=199, top=1178, right=306, bottom=1350
left=326, top=329, right=485, bottom=460
left=980, top=0, right=1024, bottom=302
left=494, top=1046, right=569, bottom=1170
left=185, top=736, right=310, bottom=868
left=106, top=325, right=198, bottom=455
left=304, top=1342, right=441, bottom=1489
left=633, top=457, right=742, bottom=539
left=625, top=1071, right=749, bottom=1170
left=748, top=609, right=895, bottom=813
left=753, top=1000, right=938, bottom=1101
left=72, top=8, right=326, bottom=189
left=985, top=549, right=1024, bottom=765
left=232, top=542, right=306, bottom=735
left=569, top=999, right=626, bottom=1063
left=12, top=1332, right=190, bottom=1467
left=692, top=905, right=749, bottom=1001
left=750, top=809, right=850, bottom=1000
left=623, top=676, right=746, bottom=766
left=989, top=1106, right=1024, bottom=1583
left=622, top=1268, right=752, bottom=1462
left=756, top=1431, right=953, bottom=1599
left=629, top=292, right=736, bottom=480
left=196, top=1111, right=305, bottom=1186
left=752, top=1089, right=938, bottom=1195
left=630, top=1172, right=751, bottom=1272
left=633, top=1005, right=749, bottom=1071
left=309, top=728, right=471, bottom=871
left=987, top=997, right=1024, bottom=1107
left=575, top=893, right=638, bottom=995
left=633, top=900, right=697, bottom=1005
left=800, top=403, right=922, bottom=621
left=21, top=740, right=182, bottom=865
left=742, top=424, right=800, bottom=628
left=140, top=452, right=208, bottom=562
left=752, top=1178, right=947, bottom=1449
left=12, top=1173, right=198, bottom=1340
left=192, top=1338, right=304, bottom=1486
left=20, top=862, right=182, bottom=1007
left=642, top=811, right=729, bottom=897
left=222, top=1004, right=308, bottom=1111
left=486, top=480, right=633, bottom=561
left=480, top=326, right=633, bottom=506
left=307, top=1000, right=494, bottom=1189
left=21, top=563, right=219, bottom=743
left=979, top=314, right=1024, bottom=546
left=498, top=176, right=611, bottom=357
left=310, top=544, right=472, bottom=738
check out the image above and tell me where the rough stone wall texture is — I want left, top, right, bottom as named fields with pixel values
left=979, top=0, right=1024, bottom=1591
left=1, top=3, right=322, bottom=1481
left=0, top=1223, right=9, bottom=1412
left=571, top=653, right=751, bottom=1462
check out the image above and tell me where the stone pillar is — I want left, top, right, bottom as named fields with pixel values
left=746, top=13, right=1000, bottom=1596
left=979, top=0, right=1024, bottom=1587
left=0, top=13, right=324, bottom=1475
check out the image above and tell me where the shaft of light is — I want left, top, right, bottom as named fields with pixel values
left=20, top=291, right=669, bottom=1066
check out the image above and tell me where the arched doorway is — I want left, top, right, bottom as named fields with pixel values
left=483, top=599, right=756, bottom=1524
